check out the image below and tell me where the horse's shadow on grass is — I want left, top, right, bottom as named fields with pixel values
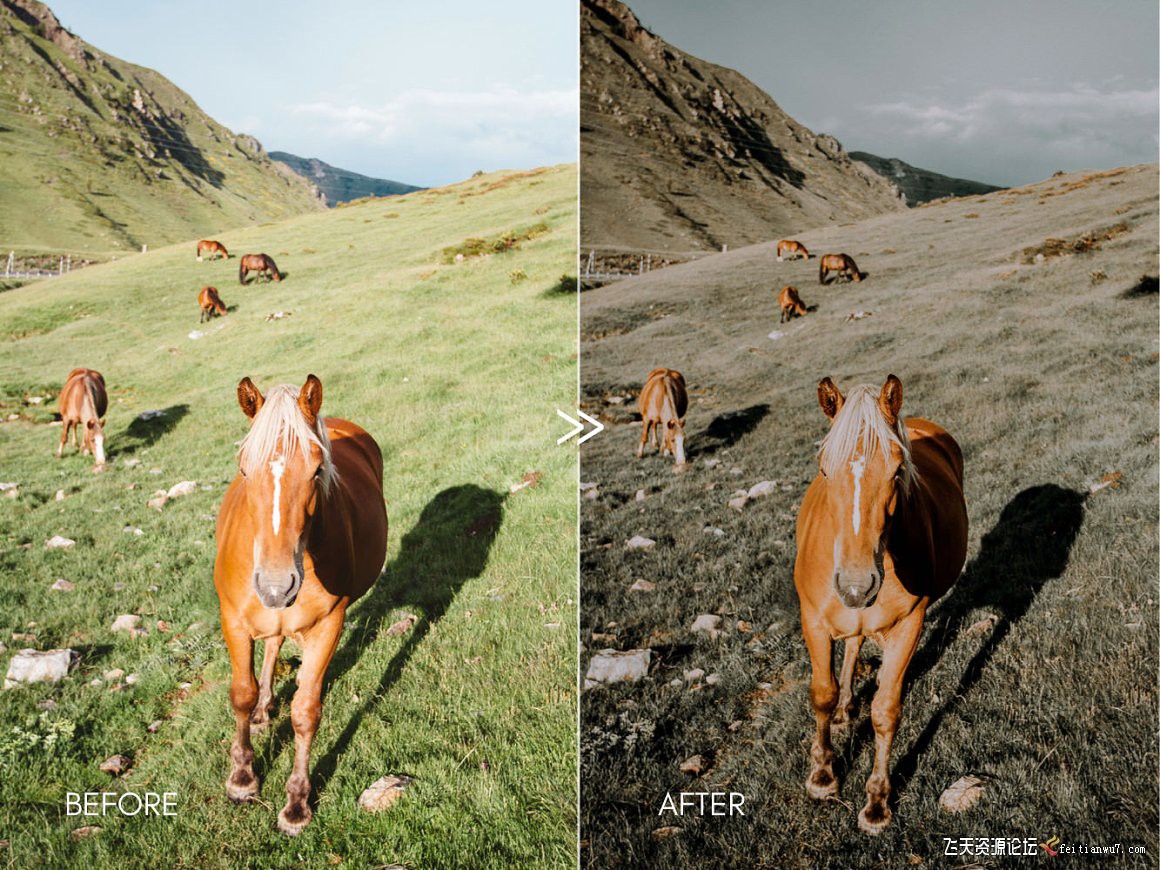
left=689, top=403, right=770, bottom=457
left=839, top=484, right=1086, bottom=785
left=115, top=404, right=189, bottom=456
left=257, top=483, right=505, bottom=794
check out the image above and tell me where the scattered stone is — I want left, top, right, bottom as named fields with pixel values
left=385, top=613, right=417, bottom=637
left=607, top=396, right=625, bottom=405
left=55, top=490, right=66, bottom=501
left=651, top=826, right=682, bottom=842
left=702, top=458, right=720, bottom=469
left=167, top=481, right=197, bottom=499
left=110, top=614, right=141, bottom=633
left=625, top=535, right=656, bottom=551
left=938, top=775, right=988, bottom=813
left=4, top=649, right=77, bottom=689
left=123, top=526, right=143, bottom=536
left=579, top=481, right=598, bottom=492
left=0, top=482, right=18, bottom=493
left=583, top=487, right=600, bottom=500
left=690, top=614, right=722, bottom=638
left=147, top=492, right=169, bottom=510
left=705, top=673, right=722, bottom=686
left=630, top=579, right=656, bottom=592
left=727, top=495, right=749, bottom=511
left=89, top=679, right=103, bottom=688
left=187, top=622, right=205, bottom=633
left=50, top=579, right=75, bottom=592
left=70, top=826, right=101, bottom=841
left=37, top=699, right=58, bottom=711
left=103, top=668, right=124, bottom=682
left=679, top=754, right=706, bottom=775
left=668, top=678, right=682, bottom=688
left=156, top=620, right=171, bottom=633
left=584, top=649, right=651, bottom=689
left=845, top=311, right=874, bottom=322
left=590, top=632, right=616, bottom=644
left=357, top=774, right=413, bottom=813
left=727, top=720, right=744, bottom=732
left=188, top=330, right=204, bottom=340
left=768, top=330, right=785, bottom=341
left=129, top=628, right=149, bottom=640
left=683, top=668, right=704, bottom=683
left=965, top=614, right=998, bottom=636
left=509, top=471, right=542, bottom=494
left=112, top=583, right=125, bottom=592
left=747, top=480, right=777, bottom=499
left=45, top=535, right=76, bottom=549
left=635, top=489, right=646, bottom=502
left=124, top=673, right=139, bottom=685
left=99, top=755, right=132, bottom=776
left=703, top=526, right=724, bottom=537
left=147, top=720, right=163, bottom=733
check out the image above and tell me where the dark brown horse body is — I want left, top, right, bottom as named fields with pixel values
left=197, top=240, right=229, bottom=260
left=819, top=253, right=863, bottom=284
left=214, top=376, right=387, bottom=835
left=778, top=285, right=810, bottom=322
left=239, top=253, right=283, bottom=284
left=57, top=367, right=108, bottom=466
left=198, top=286, right=228, bottom=322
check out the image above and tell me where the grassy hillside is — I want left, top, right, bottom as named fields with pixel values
left=0, top=0, right=323, bottom=260
left=0, top=164, right=578, bottom=867
left=850, top=151, right=1004, bottom=206
left=270, top=152, right=422, bottom=206
left=579, top=164, right=1158, bottom=866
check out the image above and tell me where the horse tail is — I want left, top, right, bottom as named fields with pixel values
left=819, top=259, right=825, bottom=283
left=239, top=260, right=246, bottom=284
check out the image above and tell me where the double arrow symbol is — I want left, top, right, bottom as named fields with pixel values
left=557, top=409, right=604, bottom=445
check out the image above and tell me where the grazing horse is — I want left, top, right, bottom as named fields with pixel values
left=197, top=239, right=230, bottom=261
left=637, top=367, right=688, bottom=466
left=214, top=375, right=388, bottom=835
left=794, top=375, right=967, bottom=834
left=239, top=253, right=282, bottom=284
left=819, top=253, right=863, bottom=284
left=198, top=286, right=228, bottom=322
left=56, top=367, right=107, bottom=467
left=777, top=239, right=810, bottom=261
left=778, top=285, right=811, bottom=322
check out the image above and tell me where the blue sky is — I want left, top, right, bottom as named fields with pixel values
left=49, top=0, right=578, bottom=187
left=627, top=0, right=1158, bottom=186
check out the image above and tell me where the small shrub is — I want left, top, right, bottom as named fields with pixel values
left=509, top=269, right=527, bottom=285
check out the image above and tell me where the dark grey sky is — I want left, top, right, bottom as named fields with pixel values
left=626, top=0, right=1158, bottom=186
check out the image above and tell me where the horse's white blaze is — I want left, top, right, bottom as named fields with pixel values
left=93, top=434, right=106, bottom=465
left=270, top=456, right=286, bottom=534
left=850, top=456, right=866, bottom=536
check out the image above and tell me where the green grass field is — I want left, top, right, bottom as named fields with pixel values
left=0, top=164, right=578, bottom=867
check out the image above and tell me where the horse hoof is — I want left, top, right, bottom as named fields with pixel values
left=226, top=773, right=259, bottom=803
left=805, top=769, right=839, bottom=800
left=277, top=803, right=312, bottom=836
left=857, top=802, right=892, bottom=835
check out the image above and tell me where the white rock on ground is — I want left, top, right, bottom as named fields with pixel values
left=625, top=535, right=655, bottom=551
left=50, top=579, right=75, bottom=592
left=99, top=755, right=131, bottom=776
left=690, top=614, right=722, bottom=638
left=679, top=754, right=706, bottom=775
left=727, top=495, right=749, bottom=511
left=45, top=535, right=75, bottom=549
left=938, top=775, right=988, bottom=813
left=357, top=775, right=413, bottom=812
left=167, top=481, right=197, bottom=499
left=584, top=649, right=651, bottom=689
left=635, top=489, right=646, bottom=501
left=747, top=480, right=777, bottom=499
left=70, top=826, right=101, bottom=841
left=110, top=615, right=141, bottom=633
left=3, top=649, right=77, bottom=689
left=683, top=668, right=705, bottom=683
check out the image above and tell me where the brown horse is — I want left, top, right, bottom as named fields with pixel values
left=56, top=368, right=108, bottom=467
left=777, top=239, right=810, bottom=261
left=637, top=367, right=688, bottom=466
left=239, top=253, right=282, bottom=284
left=197, top=239, right=230, bottom=261
left=214, top=375, right=388, bottom=835
left=778, top=285, right=811, bottom=322
left=794, top=375, right=967, bottom=834
left=819, top=253, right=863, bottom=284
left=198, top=286, right=228, bottom=322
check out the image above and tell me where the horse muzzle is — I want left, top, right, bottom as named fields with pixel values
left=833, top=568, right=881, bottom=610
left=253, top=570, right=302, bottom=609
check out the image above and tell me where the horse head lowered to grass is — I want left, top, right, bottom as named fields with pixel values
left=794, top=374, right=967, bottom=834
left=214, top=374, right=388, bottom=835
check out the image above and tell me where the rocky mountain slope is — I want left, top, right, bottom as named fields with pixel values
left=581, top=0, right=906, bottom=256
left=270, top=151, right=422, bottom=206
left=0, top=0, right=324, bottom=258
left=851, top=151, right=1003, bottom=205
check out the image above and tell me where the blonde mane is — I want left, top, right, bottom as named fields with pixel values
left=238, top=384, right=336, bottom=494
left=818, top=384, right=915, bottom=493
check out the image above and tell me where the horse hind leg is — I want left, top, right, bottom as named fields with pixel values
left=637, top=420, right=651, bottom=458
left=278, top=611, right=343, bottom=836
left=250, top=635, right=284, bottom=729
left=57, top=421, right=70, bottom=457
left=859, top=607, right=923, bottom=835
left=832, top=636, right=863, bottom=727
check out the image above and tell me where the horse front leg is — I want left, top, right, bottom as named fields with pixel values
left=57, top=421, right=70, bottom=457
left=223, top=625, right=259, bottom=802
left=278, top=611, right=343, bottom=836
left=859, top=607, right=924, bottom=834
left=832, top=635, right=864, bottom=727
left=802, top=620, right=839, bottom=799
left=637, top=420, right=650, bottom=458
left=250, top=635, right=284, bottom=729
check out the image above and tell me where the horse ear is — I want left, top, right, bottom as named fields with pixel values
left=817, top=377, right=844, bottom=420
left=237, top=377, right=264, bottom=420
left=879, top=374, right=903, bottom=425
left=299, top=374, right=323, bottom=425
